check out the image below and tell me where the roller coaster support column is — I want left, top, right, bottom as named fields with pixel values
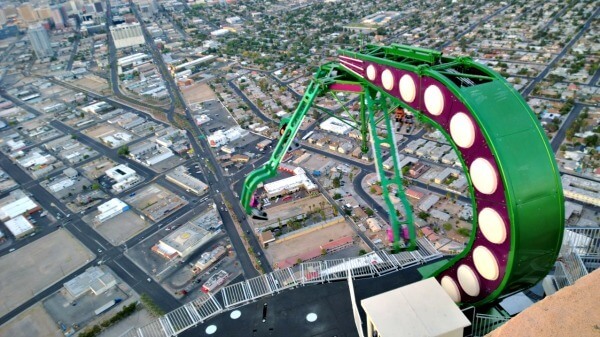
left=364, top=87, right=416, bottom=251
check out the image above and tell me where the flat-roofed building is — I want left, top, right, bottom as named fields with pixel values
left=4, top=215, right=35, bottom=238
left=110, top=23, right=144, bottom=49
left=0, top=195, right=40, bottom=221
left=263, top=173, right=317, bottom=198
left=418, top=194, right=440, bottom=212
left=64, top=267, right=117, bottom=298
left=95, top=198, right=129, bottom=223
left=166, top=165, right=209, bottom=196
left=152, top=223, right=220, bottom=259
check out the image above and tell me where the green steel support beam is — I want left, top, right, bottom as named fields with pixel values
left=364, top=88, right=416, bottom=251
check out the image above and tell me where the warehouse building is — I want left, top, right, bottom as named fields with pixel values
left=64, top=267, right=117, bottom=298
left=562, top=175, right=600, bottom=206
left=166, top=166, right=209, bottom=196
left=4, top=215, right=35, bottom=238
left=95, top=198, right=129, bottom=224
left=319, top=117, right=355, bottom=135
left=0, top=195, right=41, bottom=221
left=263, top=171, right=317, bottom=198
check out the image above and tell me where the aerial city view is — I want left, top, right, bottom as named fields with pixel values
left=0, top=0, right=597, bottom=336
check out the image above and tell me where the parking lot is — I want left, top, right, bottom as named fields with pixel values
left=89, top=210, right=149, bottom=245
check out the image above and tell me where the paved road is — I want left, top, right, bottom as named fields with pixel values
left=550, top=104, right=585, bottom=152
left=0, top=150, right=182, bottom=324
left=131, top=3, right=270, bottom=276
left=227, top=80, right=275, bottom=125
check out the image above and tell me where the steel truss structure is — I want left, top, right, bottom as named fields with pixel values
left=241, top=44, right=565, bottom=307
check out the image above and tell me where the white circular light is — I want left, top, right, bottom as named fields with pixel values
left=424, top=85, right=444, bottom=116
left=230, top=310, right=241, bottom=319
left=381, top=69, right=394, bottom=91
left=479, top=207, right=507, bottom=244
left=205, top=325, right=217, bottom=334
left=399, top=74, right=416, bottom=103
left=457, top=265, right=480, bottom=297
left=470, top=158, right=498, bottom=195
left=441, top=276, right=461, bottom=303
left=450, top=112, right=476, bottom=148
left=306, top=313, right=318, bottom=322
left=473, top=246, right=500, bottom=281
left=366, top=65, right=377, bottom=81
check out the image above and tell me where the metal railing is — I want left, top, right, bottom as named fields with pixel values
left=471, top=314, right=510, bottom=337
left=120, top=238, right=442, bottom=337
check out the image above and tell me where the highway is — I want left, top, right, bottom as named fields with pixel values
left=130, top=2, right=271, bottom=276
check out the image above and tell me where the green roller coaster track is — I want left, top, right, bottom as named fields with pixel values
left=240, top=44, right=564, bottom=307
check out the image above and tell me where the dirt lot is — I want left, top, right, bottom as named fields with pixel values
left=0, top=303, right=62, bottom=337
left=83, top=124, right=133, bottom=148
left=266, top=221, right=356, bottom=267
left=124, top=184, right=187, bottom=222
left=94, top=211, right=149, bottom=245
left=73, top=76, right=109, bottom=93
left=252, top=194, right=331, bottom=229
left=80, top=157, right=118, bottom=180
left=0, top=230, right=94, bottom=318
left=181, top=83, right=217, bottom=105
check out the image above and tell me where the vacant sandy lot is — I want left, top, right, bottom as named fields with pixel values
left=73, top=76, right=109, bottom=92
left=0, top=303, right=62, bottom=337
left=266, top=221, right=356, bottom=267
left=182, top=83, right=217, bottom=104
left=0, top=230, right=94, bottom=318
left=95, top=211, right=149, bottom=245
left=80, top=157, right=118, bottom=180
left=83, top=124, right=134, bottom=148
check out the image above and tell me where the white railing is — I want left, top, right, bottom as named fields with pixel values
left=121, top=241, right=443, bottom=337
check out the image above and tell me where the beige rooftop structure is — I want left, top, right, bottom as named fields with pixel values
left=487, top=268, right=600, bottom=337
left=361, top=277, right=470, bottom=337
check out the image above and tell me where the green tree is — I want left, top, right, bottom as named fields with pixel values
left=584, top=134, right=599, bottom=147
left=443, top=223, right=452, bottom=231
left=364, top=207, right=374, bottom=217
left=140, top=294, right=165, bottom=317
left=418, top=211, right=430, bottom=220
left=332, top=177, right=341, bottom=188
left=333, top=193, right=342, bottom=199
left=117, top=146, right=130, bottom=156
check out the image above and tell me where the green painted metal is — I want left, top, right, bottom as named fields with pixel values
left=240, top=44, right=564, bottom=306
left=363, top=87, right=415, bottom=251
left=241, top=66, right=331, bottom=214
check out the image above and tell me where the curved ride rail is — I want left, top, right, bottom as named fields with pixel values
left=241, top=44, right=564, bottom=306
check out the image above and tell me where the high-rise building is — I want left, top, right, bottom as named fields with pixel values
left=0, top=9, right=6, bottom=25
left=36, top=6, right=53, bottom=20
left=27, top=24, right=53, bottom=59
left=110, top=23, right=144, bottom=49
left=17, top=3, right=37, bottom=22
left=51, top=8, right=65, bottom=29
